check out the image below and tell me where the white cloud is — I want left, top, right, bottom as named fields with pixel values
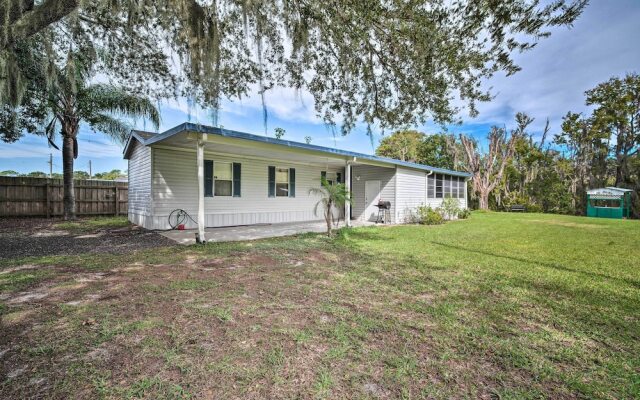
left=458, top=1, right=640, bottom=136
left=164, top=85, right=323, bottom=127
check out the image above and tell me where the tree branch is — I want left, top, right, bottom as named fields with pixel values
left=1, top=0, right=78, bottom=50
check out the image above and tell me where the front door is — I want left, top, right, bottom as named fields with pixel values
left=364, top=180, right=381, bottom=221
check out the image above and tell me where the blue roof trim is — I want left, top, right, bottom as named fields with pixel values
left=127, top=122, right=472, bottom=178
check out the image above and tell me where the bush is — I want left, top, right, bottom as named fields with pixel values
left=404, top=208, right=421, bottom=224
left=416, top=205, right=445, bottom=225
left=459, top=208, right=471, bottom=219
left=441, top=197, right=461, bottom=220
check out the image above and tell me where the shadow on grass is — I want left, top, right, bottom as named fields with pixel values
left=430, top=241, right=640, bottom=290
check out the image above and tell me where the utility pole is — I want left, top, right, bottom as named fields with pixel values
left=48, top=154, right=53, bottom=178
left=89, top=160, right=92, bottom=179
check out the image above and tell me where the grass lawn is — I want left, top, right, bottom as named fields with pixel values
left=1, top=212, right=638, bottom=399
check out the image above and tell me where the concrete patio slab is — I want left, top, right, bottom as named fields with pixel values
left=159, top=220, right=376, bottom=245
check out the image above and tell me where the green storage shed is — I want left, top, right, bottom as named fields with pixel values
left=586, top=187, right=633, bottom=219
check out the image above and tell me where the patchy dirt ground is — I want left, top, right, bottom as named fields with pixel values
left=0, top=218, right=175, bottom=260
left=1, top=238, right=390, bottom=399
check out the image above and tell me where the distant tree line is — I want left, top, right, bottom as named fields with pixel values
left=376, top=74, right=640, bottom=218
left=0, top=169, right=126, bottom=180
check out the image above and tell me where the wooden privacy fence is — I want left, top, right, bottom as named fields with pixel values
left=0, top=176, right=128, bottom=217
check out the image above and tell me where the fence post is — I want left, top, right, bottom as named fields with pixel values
left=114, top=186, right=119, bottom=216
left=46, top=182, right=50, bottom=218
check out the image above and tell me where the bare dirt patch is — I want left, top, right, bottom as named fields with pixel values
left=0, top=218, right=175, bottom=260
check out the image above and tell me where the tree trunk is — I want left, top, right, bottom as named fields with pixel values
left=325, top=200, right=334, bottom=236
left=478, top=190, right=490, bottom=210
left=62, top=134, right=76, bottom=220
left=615, top=153, right=629, bottom=187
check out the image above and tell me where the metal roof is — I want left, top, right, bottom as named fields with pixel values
left=133, top=130, right=158, bottom=140
left=587, top=187, right=634, bottom=195
left=124, top=122, right=472, bottom=178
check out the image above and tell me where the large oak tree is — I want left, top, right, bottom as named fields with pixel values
left=2, top=0, right=587, bottom=133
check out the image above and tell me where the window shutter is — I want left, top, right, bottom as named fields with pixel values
left=336, top=172, right=342, bottom=184
left=204, top=160, right=213, bottom=197
left=268, top=166, right=276, bottom=197
left=233, top=163, right=241, bottom=197
left=321, top=171, right=326, bottom=183
left=289, top=168, right=296, bottom=197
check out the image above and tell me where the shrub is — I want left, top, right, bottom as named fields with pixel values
left=526, top=203, right=543, bottom=213
left=459, top=208, right=471, bottom=219
left=404, top=208, right=421, bottom=224
left=441, top=197, right=461, bottom=220
left=416, top=205, right=445, bottom=225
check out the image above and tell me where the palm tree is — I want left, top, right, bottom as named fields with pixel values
left=6, top=49, right=160, bottom=219
left=309, top=178, right=351, bottom=236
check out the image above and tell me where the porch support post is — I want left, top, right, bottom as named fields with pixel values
left=196, top=137, right=206, bottom=242
left=345, top=161, right=352, bottom=227
left=464, top=177, right=468, bottom=208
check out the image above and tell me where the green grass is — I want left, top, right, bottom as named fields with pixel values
left=1, top=212, right=638, bottom=399
left=338, top=212, right=640, bottom=398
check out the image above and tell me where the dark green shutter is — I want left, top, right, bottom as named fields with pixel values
left=289, top=168, right=296, bottom=197
left=268, top=166, right=275, bottom=197
left=321, top=171, right=326, bottom=183
left=233, top=163, right=241, bottom=197
left=336, top=172, right=342, bottom=183
left=204, top=160, right=213, bottom=197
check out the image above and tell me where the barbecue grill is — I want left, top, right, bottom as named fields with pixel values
left=375, top=200, right=391, bottom=224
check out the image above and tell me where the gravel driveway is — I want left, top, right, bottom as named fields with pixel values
left=0, top=218, right=176, bottom=260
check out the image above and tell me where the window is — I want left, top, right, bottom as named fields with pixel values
left=205, top=161, right=241, bottom=197
left=435, top=174, right=443, bottom=198
left=321, top=171, right=336, bottom=185
left=276, top=168, right=289, bottom=197
left=458, top=178, right=465, bottom=199
left=214, top=162, right=233, bottom=196
left=427, top=174, right=435, bottom=198
left=443, top=175, right=451, bottom=198
left=452, top=176, right=458, bottom=198
left=592, top=199, right=619, bottom=208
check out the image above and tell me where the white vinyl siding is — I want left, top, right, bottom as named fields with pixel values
left=396, top=167, right=427, bottom=223
left=127, top=140, right=152, bottom=226
left=350, top=165, right=396, bottom=223
left=149, top=147, right=343, bottom=229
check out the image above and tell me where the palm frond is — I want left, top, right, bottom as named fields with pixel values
left=44, top=117, right=59, bottom=150
left=309, top=178, right=352, bottom=226
left=79, top=84, right=160, bottom=129
left=85, top=113, right=131, bottom=143
left=308, top=186, right=328, bottom=197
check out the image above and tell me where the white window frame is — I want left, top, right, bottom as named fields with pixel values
left=214, top=161, right=233, bottom=197
left=275, top=167, right=290, bottom=197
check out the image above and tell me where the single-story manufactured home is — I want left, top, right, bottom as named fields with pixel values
left=123, top=122, right=471, bottom=239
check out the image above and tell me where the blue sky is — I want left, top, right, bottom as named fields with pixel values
left=1, top=0, right=639, bottom=175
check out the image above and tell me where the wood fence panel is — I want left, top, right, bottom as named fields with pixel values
left=0, top=176, right=128, bottom=217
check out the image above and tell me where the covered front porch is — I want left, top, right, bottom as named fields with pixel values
left=149, top=128, right=397, bottom=241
